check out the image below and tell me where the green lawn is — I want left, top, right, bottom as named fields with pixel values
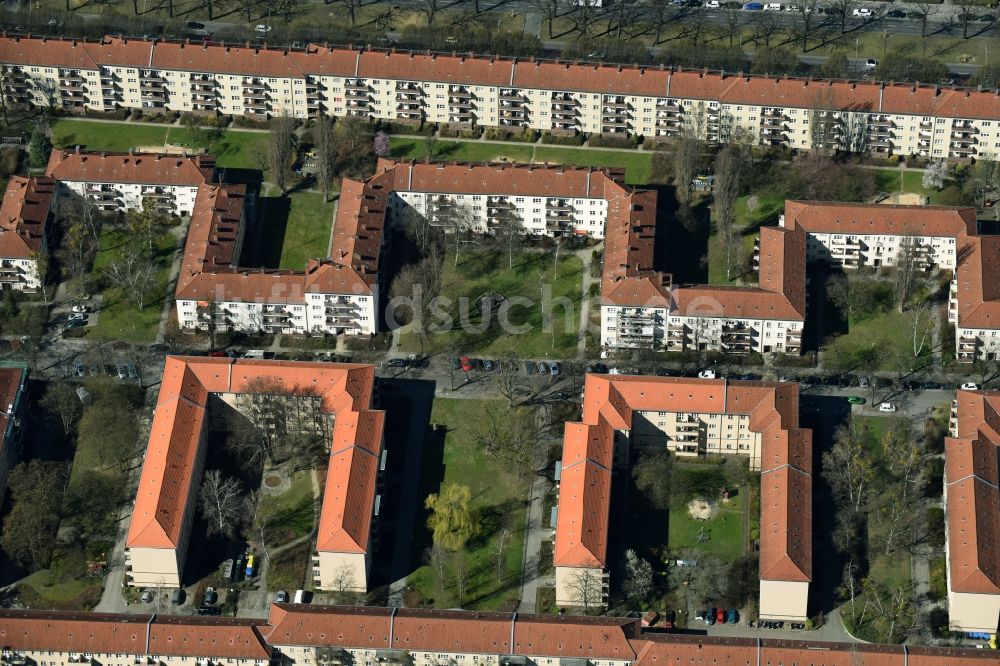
left=707, top=194, right=784, bottom=286
left=50, top=119, right=266, bottom=169
left=51, top=119, right=169, bottom=152
left=667, top=479, right=745, bottom=561
left=533, top=146, right=651, bottom=185
left=388, top=138, right=652, bottom=185
left=274, top=191, right=336, bottom=269
left=408, top=398, right=527, bottom=610
left=390, top=137, right=534, bottom=163
left=267, top=540, right=312, bottom=594
left=823, top=308, right=926, bottom=374
left=89, top=229, right=175, bottom=342
left=398, top=248, right=584, bottom=357
left=259, top=471, right=316, bottom=549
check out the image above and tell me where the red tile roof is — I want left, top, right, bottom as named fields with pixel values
left=0, top=610, right=270, bottom=660
left=0, top=176, right=54, bottom=259
left=945, top=390, right=1000, bottom=595
left=7, top=36, right=1000, bottom=119
left=127, top=358, right=382, bottom=557
left=784, top=200, right=978, bottom=237
left=1, top=607, right=998, bottom=664
left=46, top=149, right=214, bottom=187
left=176, top=183, right=246, bottom=297
left=556, top=375, right=812, bottom=587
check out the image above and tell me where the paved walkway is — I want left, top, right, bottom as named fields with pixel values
left=155, top=220, right=190, bottom=344
left=575, top=244, right=599, bottom=357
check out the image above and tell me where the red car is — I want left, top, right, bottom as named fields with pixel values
left=460, top=356, right=473, bottom=372
left=210, top=350, right=227, bottom=357
left=716, top=608, right=725, bottom=624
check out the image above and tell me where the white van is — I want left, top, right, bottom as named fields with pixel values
left=763, top=3, right=782, bottom=10
left=293, top=589, right=308, bottom=604
left=704, top=0, right=720, bottom=7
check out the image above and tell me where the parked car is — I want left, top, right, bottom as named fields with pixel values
left=716, top=608, right=726, bottom=623
left=471, top=358, right=484, bottom=370
left=592, top=363, right=609, bottom=374
left=387, top=358, right=408, bottom=368
left=726, top=608, right=739, bottom=624
left=662, top=610, right=677, bottom=629
left=852, top=7, right=872, bottom=16
left=170, top=589, right=185, bottom=605
left=460, top=356, right=473, bottom=372
left=549, top=361, right=561, bottom=377
left=742, top=2, right=763, bottom=9
left=74, top=362, right=86, bottom=377
left=704, top=608, right=716, bottom=625
left=961, top=382, right=980, bottom=390
left=140, top=589, right=154, bottom=603
left=886, top=9, right=905, bottom=18
left=71, top=304, right=91, bottom=314
left=536, top=361, right=550, bottom=375
left=482, top=359, right=495, bottom=371
left=698, top=369, right=717, bottom=379
left=116, top=364, right=128, bottom=380
left=704, top=0, right=720, bottom=7
left=865, top=58, right=878, bottom=71
left=255, top=24, right=272, bottom=34
left=68, top=312, right=88, bottom=322
left=451, top=357, right=462, bottom=371
left=763, top=3, right=782, bottom=10
left=185, top=20, right=205, bottom=30
left=203, top=587, right=218, bottom=606
left=525, top=361, right=537, bottom=376
left=275, top=590, right=290, bottom=603
left=878, top=402, right=897, bottom=413
left=846, top=396, right=866, bottom=405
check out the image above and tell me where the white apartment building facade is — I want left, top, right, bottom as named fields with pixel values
left=45, top=148, right=214, bottom=216
left=5, top=36, right=1000, bottom=158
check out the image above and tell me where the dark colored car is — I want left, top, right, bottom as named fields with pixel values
left=451, top=357, right=462, bottom=371
left=887, top=9, right=905, bottom=18
left=705, top=608, right=716, bottom=625
left=170, top=589, right=185, bottom=605
left=203, top=587, right=218, bottom=605
left=726, top=608, right=739, bottom=624
left=387, top=358, right=408, bottom=368
left=525, top=361, right=537, bottom=376
left=662, top=610, right=677, bottom=629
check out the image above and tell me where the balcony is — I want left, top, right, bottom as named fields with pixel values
left=395, top=91, right=423, bottom=102
left=500, top=89, right=525, bottom=102
left=449, top=85, right=472, bottom=97
left=952, top=120, right=976, bottom=131
left=449, top=97, right=476, bottom=108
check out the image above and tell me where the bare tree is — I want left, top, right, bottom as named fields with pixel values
left=492, top=203, right=525, bottom=269
left=40, top=382, right=81, bottom=435
left=330, top=564, right=359, bottom=603
left=313, top=116, right=336, bottom=202
left=265, top=115, right=297, bottom=195
left=643, top=0, right=674, bottom=44
left=893, top=234, right=923, bottom=311
left=105, top=246, right=157, bottom=309
left=529, top=0, right=565, bottom=38
left=452, top=553, right=468, bottom=607
left=492, top=351, right=527, bottom=407
left=825, top=0, right=855, bottom=34
left=673, top=132, right=702, bottom=206
left=822, top=422, right=876, bottom=514
left=623, top=549, right=653, bottom=602
left=435, top=201, right=476, bottom=267
left=566, top=567, right=605, bottom=613
left=955, top=0, right=977, bottom=38
left=199, top=470, right=245, bottom=538
left=789, top=0, right=824, bottom=51
left=713, top=145, right=742, bottom=281
left=494, top=524, right=512, bottom=582
left=466, top=403, right=538, bottom=484
left=332, top=0, right=363, bottom=24
left=910, top=300, right=934, bottom=358
left=416, top=0, right=443, bottom=25
left=911, top=3, right=938, bottom=38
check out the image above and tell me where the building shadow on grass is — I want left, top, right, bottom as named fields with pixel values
left=240, top=196, right=290, bottom=269
left=647, top=184, right=710, bottom=285
left=800, top=394, right=852, bottom=618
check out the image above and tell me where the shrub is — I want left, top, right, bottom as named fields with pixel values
left=483, top=127, right=538, bottom=143
left=540, top=131, right=585, bottom=146
left=588, top=133, right=637, bottom=149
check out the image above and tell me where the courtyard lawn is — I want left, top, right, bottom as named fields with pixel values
left=259, top=470, right=316, bottom=550
left=51, top=119, right=169, bottom=152
left=707, top=194, right=784, bottom=285
left=398, top=248, right=584, bottom=357
left=167, top=126, right=268, bottom=169
left=390, top=137, right=534, bottom=163
left=275, top=191, right=336, bottom=269
left=267, top=540, right=312, bottom=594
left=89, top=229, right=176, bottom=342
left=407, top=398, right=527, bottom=611
left=49, top=118, right=267, bottom=169
left=823, top=309, right=926, bottom=374
left=533, top=146, right=652, bottom=185
left=667, top=482, right=745, bottom=561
